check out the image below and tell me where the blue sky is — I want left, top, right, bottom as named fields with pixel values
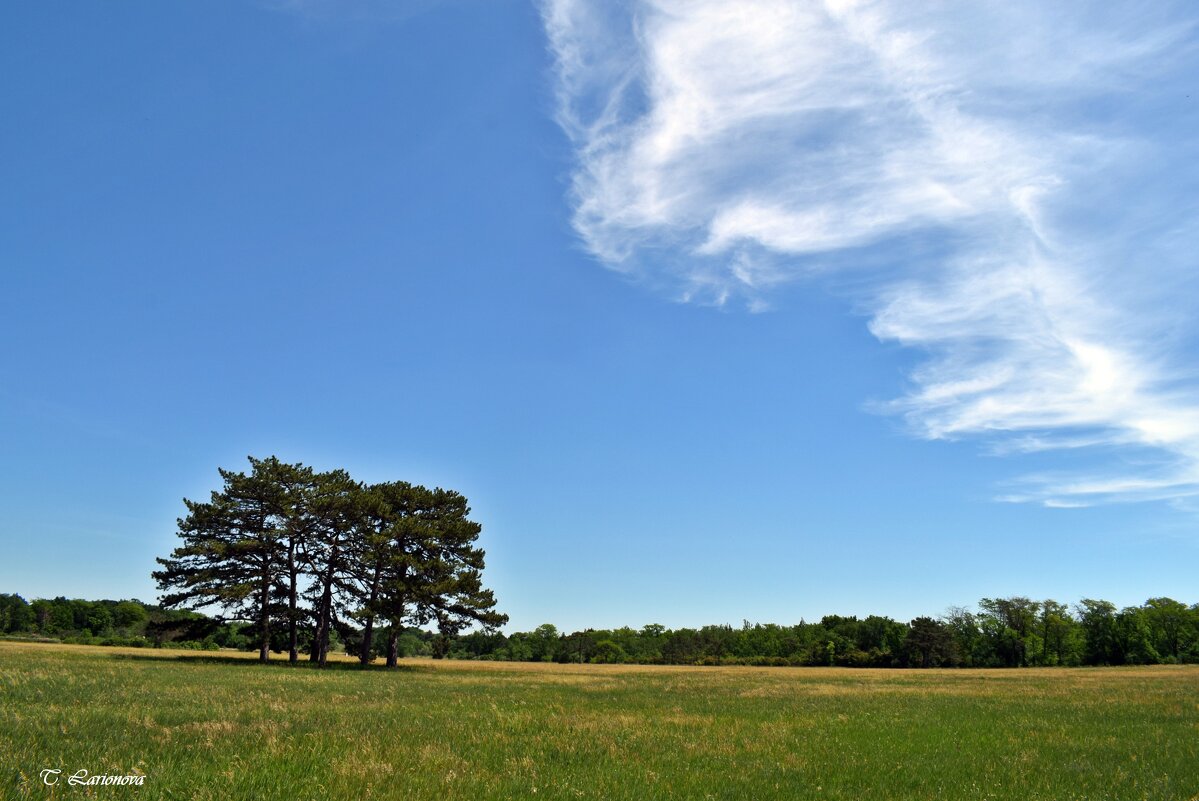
left=2, top=1, right=1197, bottom=632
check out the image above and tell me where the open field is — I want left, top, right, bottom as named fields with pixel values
left=2, top=642, right=1197, bottom=800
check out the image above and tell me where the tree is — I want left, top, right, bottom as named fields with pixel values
left=153, top=458, right=292, bottom=662
left=112, top=600, right=149, bottom=632
left=0, top=594, right=34, bottom=633
left=343, top=482, right=506, bottom=667
left=347, top=481, right=420, bottom=665
left=255, top=457, right=319, bottom=664
left=501, top=632, right=534, bottom=661
left=301, top=469, right=360, bottom=666
left=1036, top=600, right=1078, bottom=666
left=530, top=624, right=560, bottom=662
left=1142, top=597, right=1192, bottom=662
left=558, top=630, right=598, bottom=663
left=942, top=607, right=983, bottom=666
left=591, top=639, right=628, bottom=664
left=978, top=597, right=1040, bottom=667
left=1077, top=599, right=1119, bottom=665
left=377, top=485, right=506, bottom=667
left=76, top=601, right=113, bottom=636
left=903, top=617, right=956, bottom=668
left=30, top=599, right=54, bottom=633
left=45, top=598, right=76, bottom=633
left=857, top=616, right=907, bottom=666
left=1114, top=606, right=1158, bottom=665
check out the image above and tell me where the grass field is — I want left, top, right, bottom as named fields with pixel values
left=2, top=642, right=1196, bottom=800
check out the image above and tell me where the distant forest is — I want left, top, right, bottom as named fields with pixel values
left=2, top=593, right=1195, bottom=668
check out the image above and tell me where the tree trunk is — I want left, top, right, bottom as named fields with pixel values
left=258, top=567, right=271, bottom=663
left=287, top=537, right=299, bottom=663
left=311, top=582, right=331, bottom=664
left=358, top=559, right=383, bottom=665
left=359, top=614, right=375, bottom=664
left=312, top=538, right=341, bottom=667
left=309, top=592, right=326, bottom=663
left=308, top=575, right=324, bottom=663
left=386, top=628, right=399, bottom=668
left=316, top=602, right=331, bottom=668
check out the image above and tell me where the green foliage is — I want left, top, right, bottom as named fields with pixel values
left=1141, top=597, right=1195, bottom=661
left=903, top=617, right=956, bottom=667
left=591, top=639, right=628, bottom=664
left=977, top=597, right=1040, bottom=667
left=153, top=456, right=309, bottom=662
left=423, top=596, right=1198, bottom=669
left=530, top=623, right=559, bottom=662
left=1077, top=598, right=1120, bottom=665
left=112, top=600, right=149, bottom=630
left=346, top=480, right=508, bottom=667
left=1114, top=606, right=1158, bottom=665
left=0, top=594, right=34, bottom=633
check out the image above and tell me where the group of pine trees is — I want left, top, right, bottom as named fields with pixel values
left=151, top=456, right=506, bottom=667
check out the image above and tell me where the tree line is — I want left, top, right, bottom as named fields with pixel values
left=151, top=456, right=506, bottom=666
left=0, top=594, right=157, bottom=645
left=444, top=596, right=1199, bottom=668
left=0, top=592, right=429, bottom=655
left=5, top=591, right=1195, bottom=669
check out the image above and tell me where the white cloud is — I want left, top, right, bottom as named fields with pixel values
left=543, top=0, right=1199, bottom=507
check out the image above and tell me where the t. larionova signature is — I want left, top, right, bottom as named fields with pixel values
left=40, top=768, right=146, bottom=786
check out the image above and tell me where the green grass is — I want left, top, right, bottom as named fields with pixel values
left=2, top=642, right=1197, bottom=800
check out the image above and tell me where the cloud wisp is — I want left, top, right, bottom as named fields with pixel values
left=543, top=0, right=1199, bottom=507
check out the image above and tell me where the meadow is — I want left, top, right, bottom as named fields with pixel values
left=1, top=641, right=1196, bottom=800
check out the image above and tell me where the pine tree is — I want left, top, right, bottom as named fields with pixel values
left=303, top=469, right=361, bottom=666
left=379, top=486, right=507, bottom=667
left=153, top=458, right=291, bottom=662
left=254, top=457, right=319, bottom=663
left=347, top=481, right=420, bottom=665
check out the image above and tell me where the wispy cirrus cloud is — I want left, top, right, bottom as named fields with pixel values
left=542, top=0, right=1199, bottom=507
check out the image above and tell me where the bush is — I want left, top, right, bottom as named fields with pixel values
left=161, top=640, right=205, bottom=650
left=98, top=636, right=148, bottom=647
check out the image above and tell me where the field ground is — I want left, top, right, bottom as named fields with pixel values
left=1, top=642, right=1196, bottom=800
